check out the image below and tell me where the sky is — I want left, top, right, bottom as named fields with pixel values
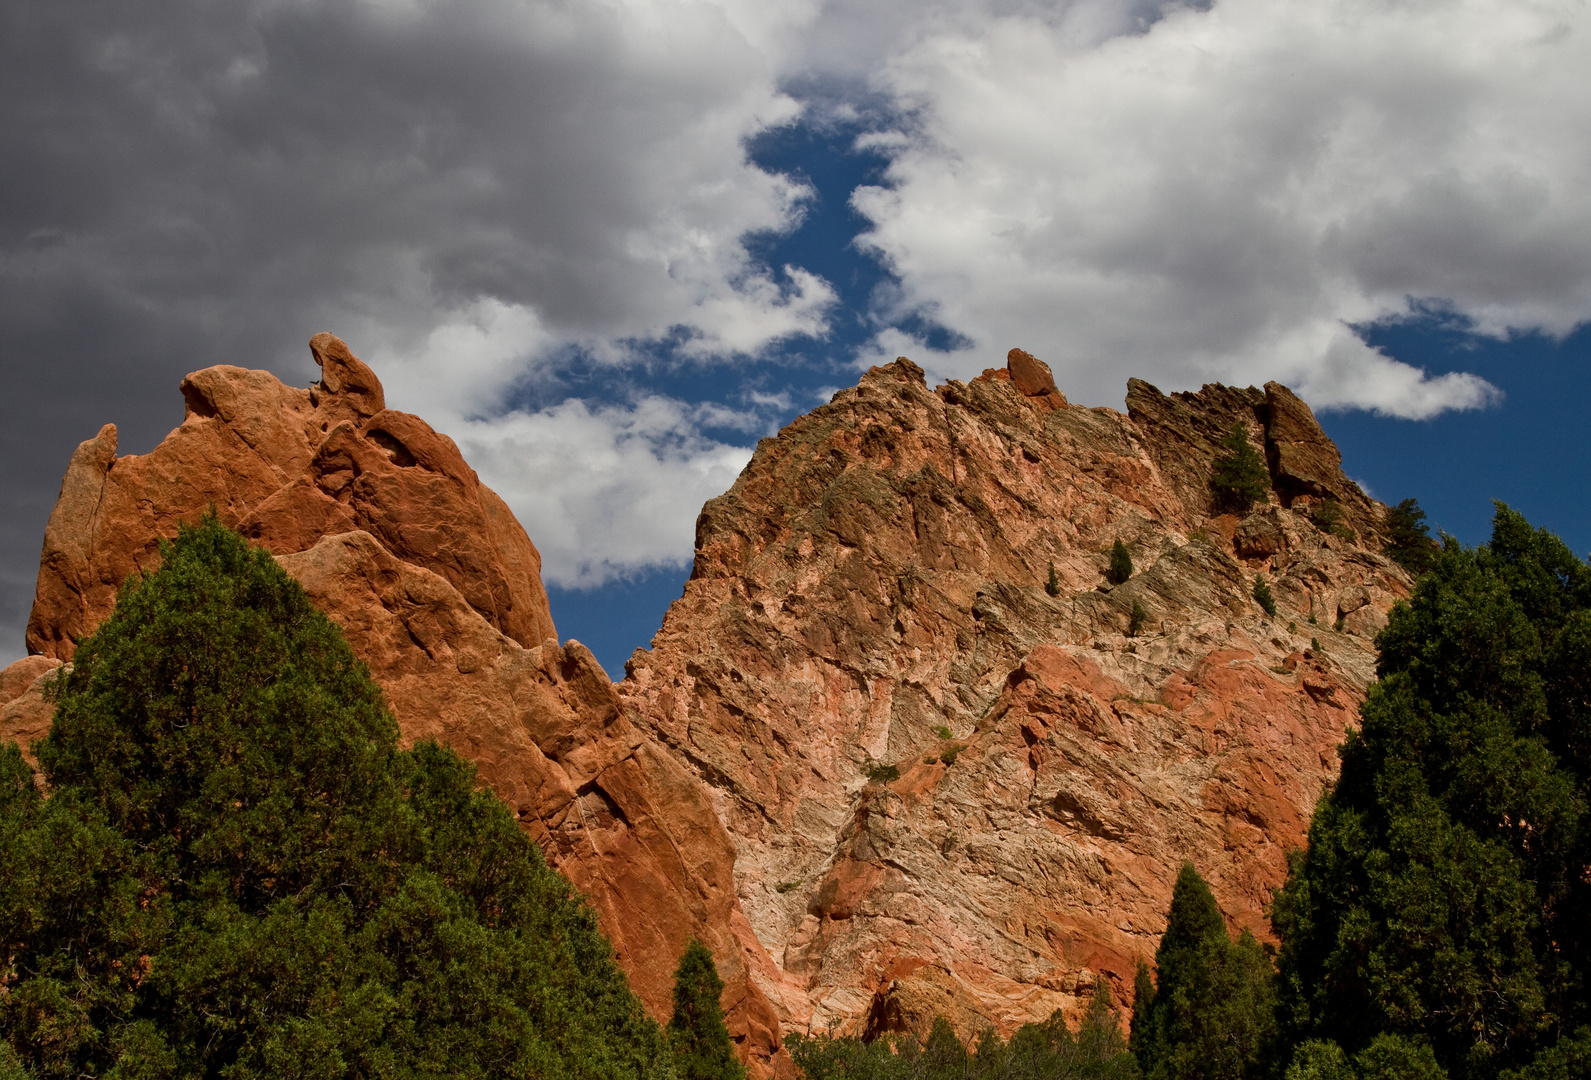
left=3, top=0, right=1591, bottom=678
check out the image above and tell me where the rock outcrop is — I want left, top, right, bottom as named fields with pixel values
left=620, top=348, right=1409, bottom=1037
left=8, top=334, right=1410, bottom=1058
left=7, top=336, right=784, bottom=1072
left=27, top=333, right=555, bottom=661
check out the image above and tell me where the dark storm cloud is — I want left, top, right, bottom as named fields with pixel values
left=0, top=0, right=813, bottom=658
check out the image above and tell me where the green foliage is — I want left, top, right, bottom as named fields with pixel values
left=786, top=978, right=1138, bottom=1080
left=1131, top=864, right=1277, bottom=1080
left=1048, top=562, right=1063, bottom=597
left=1210, top=425, right=1270, bottom=514
left=668, top=940, right=745, bottom=1080
left=939, top=746, right=963, bottom=767
left=1352, top=1035, right=1449, bottom=1080
left=1284, top=1041, right=1354, bottom=1080
left=867, top=763, right=902, bottom=784
left=0, top=516, right=671, bottom=1080
left=931, top=726, right=953, bottom=740
left=1384, top=499, right=1439, bottom=575
left=1254, top=575, right=1277, bottom=617
left=1310, top=499, right=1354, bottom=541
left=1129, top=601, right=1148, bottom=638
left=1109, top=541, right=1135, bottom=586
left=1272, top=505, right=1591, bottom=1080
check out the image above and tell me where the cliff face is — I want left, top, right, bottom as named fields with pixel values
left=5, top=336, right=785, bottom=1073
left=5, top=336, right=1410, bottom=1057
left=619, top=351, right=1409, bottom=1037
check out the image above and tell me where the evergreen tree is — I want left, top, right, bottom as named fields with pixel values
left=0, top=516, right=671, bottom=1079
left=668, top=939, right=745, bottom=1080
left=1131, top=864, right=1276, bottom=1080
left=1109, top=540, right=1135, bottom=585
left=1383, top=499, right=1439, bottom=574
left=1048, top=562, right=1063, bottom=597
left=1210, top=425, right=1270, bottom=514
left=1272, top=505, right=1591, bottom=1080
left=784, top=979, right=1138, bottom=1080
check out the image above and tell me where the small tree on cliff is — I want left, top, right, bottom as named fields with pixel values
left=1211, top=424, right=1270, bottom=514
left=0, top=515, right=671, bottom=1079
left=669, top=939, right=746, bottom=1080
left=1109, top=540, right=1135, bottom=585
left=1131, top=864, right=1276, bottom=1080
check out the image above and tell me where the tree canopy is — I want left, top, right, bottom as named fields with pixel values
left=0, top=516, right=672, bottom=1079
left=786, top=979, right=1138, bottom=1080
left=1272, top=505, right=1591, bottom=1080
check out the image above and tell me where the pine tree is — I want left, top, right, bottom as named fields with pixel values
left=1383, top=498, right=1439, bottom=574
left=1272, top=505, right=1591, bottom=1080
left=1210, top=424, right=1270, bottom=514
left=669, top=939, right=746, bottom=1080
left=1109, top=540, right=1135, bottom=585
left=1129, top=600, right=1148, bottom=637
left=1048, top=561, right=1063, bottom=597
left=1131, top=864, right=1276, bottom=1080
left=0, top=515, right=671, bottom=1079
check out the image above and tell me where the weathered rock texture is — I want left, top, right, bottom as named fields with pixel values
left=10, top=333, right=1408, bottom=1059
left=620, top=349, right=1410, bottom=1039
left=27, top=333, right=555, bottom=661
left=9, top=336, right=784, bottom=1072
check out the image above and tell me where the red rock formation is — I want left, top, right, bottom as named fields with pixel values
left=8, top=336, right=784, bottom=1073
left=620, top=353, right=1409, bottom=1038
left=26, top=332, right=554, bottom=660
left=8, top=331, right=1410, bottom=1057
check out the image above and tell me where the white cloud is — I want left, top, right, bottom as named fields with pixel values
left=449, top=397, right=754, bottom=587
left=850, top=0, right=1591, bottom=416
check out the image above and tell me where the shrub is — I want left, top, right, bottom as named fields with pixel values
left=1047, top=561, right=1062, bottom=597
left=1253, top=574, right=1276, bottom=617
left=1129, top=600, right=1148, bottom=637
left=867, top=763, right=901, bottom=784
left=1108, top=540, right=1134, bottom=585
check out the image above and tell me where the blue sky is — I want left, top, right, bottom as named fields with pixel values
left=551, top=122, right=1591, bottom=679
left=4, top=0, right=1591, bottom=675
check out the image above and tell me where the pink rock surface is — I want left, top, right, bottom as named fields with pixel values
left=621, top=350, right=1408, bottom=1038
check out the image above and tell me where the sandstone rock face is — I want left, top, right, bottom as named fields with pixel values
left=16, top=338, right=783, bottom=1072
left=621, top=355, right=1409, bottom=1038
left=0, top=655, right=62, bottom=771
left=27, top=334, right=555, bottom=660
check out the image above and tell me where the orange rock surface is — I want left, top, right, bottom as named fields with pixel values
left=619, top=350, right=1408, bottom=1038
left=9, top=335, right=784, bottom=1073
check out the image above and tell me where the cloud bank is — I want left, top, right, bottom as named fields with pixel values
left=6, top=0, right=1591, bottom=647
left=853, top=0, right=1591, bottom=416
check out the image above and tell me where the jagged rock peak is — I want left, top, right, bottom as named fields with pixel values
left=29, top=333, right=554, bottom=658
left=623, top=349, right=1410, bottom=1041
